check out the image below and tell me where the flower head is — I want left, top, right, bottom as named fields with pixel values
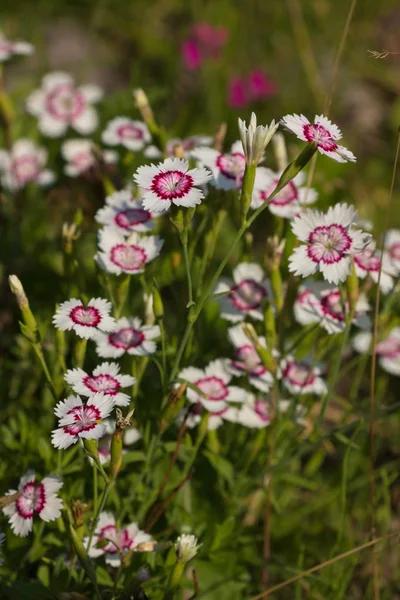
left=26, top=72, right=102, bottom=137
left=65, top=362, right=135, bottom=407
left=353, top=240, right=397, bottom=294
left=175, top=534, right=201, bottom=563
left=252, top=167, right=318, bottom=218
left=179, top=359, right=247, bottom=413
left=133, top=157, right=211, bottom=212
left=238, top=112, right=278, bottom=165
left=96, top=229, right=163, bottom=275
left=181, top=22, right=228, bottom=70
left=278, top=355, right=327, bottom=395
left=85, top=512, right=152, bottom=566
left=384, top=229, right=400, bottom=274
left=226, top=325, right=274, bottom=392
left=102, top=117, right=151, bottom=151
left=53, top=298, right=116, bottom=340
left=94, top=317, right=160, bottom=358
left=3, top=471, right=62, bottom=537
left=95, top=189, right=156, bottom=235
left=281, top=114, right=356, bottom=163
left=51, top=394, right=115, bottom=449
left=61, top=139, right=117, bottom=177
left=192, top=141, right=245, bottom=190
left=213, top=262, right=270, bottom=322
left=289, top=203, right=372, bottom=284
left=0, top=31, right=34, bottom=62
left=0, top=139, right=55, bottom=191
left=353, top=328, right=400, bottom=376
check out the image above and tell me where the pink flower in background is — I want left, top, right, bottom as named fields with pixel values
left=181, top=22, right=228, bottom=70
left=228, top=69, right=278, bottom=109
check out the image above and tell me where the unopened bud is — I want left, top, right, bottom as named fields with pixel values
left=9, top=275, right=29, bottom=310
left=110, top=409, right=134, bottom=480
left=152, top=283, right=164, bottom=320
left=62, top=222, right=80, bottom=254
left=9, top=275, right=38, bottom=337
left=238, top=113, right=279, bottom=165
left=136, top=541, right=157, bottom=552
left=172, top=143, right=185, bottom=159
left=133, top=88, right=154, bottom=123
left=346, top=258, right=359, bottom=312
left=72, top=500, right=87, bottom=529
left=214, top=122, right=227, bottom=152
left=175, top=534, right=201, bottom=563
left=272, top=132, right=288, bottom=172
left=242, top=323, right=277, bottom=372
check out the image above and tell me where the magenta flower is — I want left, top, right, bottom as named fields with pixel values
left=181, top=22, right=228, bottom=70
left=228, top=69, right=278, bottom=109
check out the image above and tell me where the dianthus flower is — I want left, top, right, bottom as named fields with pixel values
left=226, top=325, right=274, bottom=392
left=96, top=229, right=163, bottom=275
left=95, top=189, right=156, bottom=235
left=278, top=355, right=327, bottom=395
left=192, top=141, right=245, bottom=190
left=61, top=139, right=117, bottom=177
left=353, top=327, right=400, bottom=376
left=353, top=240, right=397, bottom=294
left=0, top=31, right=34, bottom=62
left=94, top=317, right=160, bottom=358
left=53, top=298, right=116, bottom=340
left=0, top=139, right=55, bottom=191
left=102, top=117, right=151, bottom=151
left=65, top=362, right=135, bottom=407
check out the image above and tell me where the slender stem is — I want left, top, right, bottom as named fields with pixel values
left=182, top=233, right=194, bottom=307
left=32, top=343, right=57, bottom=400
left=93, top=463, right=98, bottom=515
left=86, top=482, right=113, bottom=552
left=262, top=387, right=276, bottom=592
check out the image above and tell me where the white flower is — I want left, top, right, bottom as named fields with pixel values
left=252, top=167, right=318, bottom=218
left=102, top=117, right=151, bottom=151
left=353, top=240, right=397, bottom=294
left=26, top=72, right=102, bottom=137
left=64, top=362, right=135, bottom=407
left=53, top=298, right=116, bottom=340
left=384, top=229, right=400, bottom=274
left=192, top=141, right=246, bottom=190
left=95, top=189, right=156, bottom=235
left=179, top=359, right=247, bottom=413
left=0, top=532, right=4, bottom=565
left=289, top=203, right=372, bottom=284
left=238, top=112, right=278, bottom=165
left=278, top=355, right=327, bottom=395
left=226, top=325, right=274, bottom=392
left=51, top=393, right=115, bottom=449
left=3, top=471, right=62, bottom=537
left=175, top=534, right=201, bottom=563
left=94, top=317, right=160, bottom=358
left=96, top=229, right=163, bottom=275
left=294, top=281, right=371, bottom=334
left=281, top=114, right=356, bottom=163
left=213, top=263, right=270, bottom=322
left=85, top=512, right=152, bottom=567
left=61, top=139, right=117, bottom=177
left=133, top=157, right=211, bottom=213
left=0, top=31, right=34, bottom=62
left=0, top=139, right=55, bottom=191
left=353, top=327, right=400, bottom=376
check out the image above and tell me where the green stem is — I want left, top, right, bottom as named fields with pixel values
left=182, top=232, right=194, bottom=308
left=86, top=482, right=114, bottom=552
left=93, top=463, right=98, bottom=515
left=32, top=343, right=57, bottom=400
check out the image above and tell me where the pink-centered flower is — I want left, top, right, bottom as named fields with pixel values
left=353, top=327, right=400, bottom=376
left=134, top=157, right=211, bottom=212
left=294, top=282, right=371, bottom=335
left=94, top=317, right=160, bottom=359
left=85, top=512, right=152, bottom=567
left=102, top=117, right=151, bottom=151
left=252, top=168, right=318, bottom=218
left=51, top=393, right=115, bottom=449
left=278, top=355, right=327, bottom=395
left=179, top=359, right=247, bottom=413
left=213, top=263, right=270, bottom=322
left=384, top=229, right=400, bottom=274
left=61, top=139, right=117, bottom=177
left=53, top=298, right=116, bottom=340
left=3, top=471, right=62, bottom=537
left=228, top=70, right=278, bottom=109
left=26, top=72, right=102, bottom=137
left=281, top=114, right=356, bottom=163
left=354, top=240, right=397, bottom=294
left=181, top=22, right=228, bottom=70
left=226, top=325, right=274, bottom=392
left=96, top=229, right=163, bottom=275
left=289, top=203, right=372, bottom=284
left=65, top=362, right=135, bottom=407
left=95, top=189, right=156, bottom=235
left=0, top=31, right=34, bottom=62
left=192, top=141, right=245, bottom=190
left=0, top=139, right=55, bottom=191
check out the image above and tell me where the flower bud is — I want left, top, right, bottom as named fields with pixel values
left=9, top=275, right=37, bottom=338
left=110, top=408, right=134, bottom=480
left=238, top=112, right=279, bottom=165
left=175, top=534, right=201, bottom=563
left=152, top=283, right=164, bottom=320
left=133, top=88, right=154, bottom=123
left=272, top=132, right=288, bottom=172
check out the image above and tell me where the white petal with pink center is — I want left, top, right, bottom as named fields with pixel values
left=252, top=167, right=318, bottom=218
left=294, top=281, right=371, bottom=334
left=96, top=228, right=163, bottom=275
left=227, top=325, right=274, bottom=392
left=95, top=189, right=156, bottom=234
left=53, top=297, right=116, bottom=340
left=353, top=327, right=400, bottom=376
left=3, top=470, right=63, bottom=537
left=384, top=229, right=400, bottom=274
left=281, top=114, right=356, bottom=163
left=134, top=157, right=212, bottom=212
left=102, top=117, right=151, bottom=151
left=278, top=355, right=327, bottom=395
left=213, top=262, right=270, bottom=322
left=94, top=316, right=160, bottom=358
left=65, top=362, right=135, bottom=407
left=26, top=71, right=101, bottom=138
left=289, top=203, right=372, bottom=284
left=85, top=512, right=152, bottom=566
left=0, top=31, right=34, bottom=62
left=179, top=359, right=247, bottom=413
left=354, top=240, right=397, bottom=294
left=52, top=393, right=115, bottom=449
left=192, top=141, right=246, bottom=190
left=0, top=139, right=55, bottom=191
left=61, top=138, right=117, bottom=177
